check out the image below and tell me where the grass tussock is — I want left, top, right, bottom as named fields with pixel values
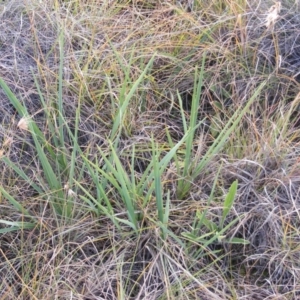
left=1, top=0, right=300, bottom=299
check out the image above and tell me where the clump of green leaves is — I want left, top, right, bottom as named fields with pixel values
left=182, top=178, right=249, bottom=260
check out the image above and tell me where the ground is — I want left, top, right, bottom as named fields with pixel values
left=0, top=0, right=300, bottom=299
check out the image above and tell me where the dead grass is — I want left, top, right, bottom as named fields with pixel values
left=1, top=0, right=300, bottom=299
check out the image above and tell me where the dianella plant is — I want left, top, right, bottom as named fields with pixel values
left=0, top=30, right=72, bottom=227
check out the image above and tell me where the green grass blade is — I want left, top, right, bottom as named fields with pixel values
left=0, top=77, right=55, bottom=158
left=0, top=187, right=34, bottom=220
left=29, top=122, right=65, bottom=214
left=220, top=180, right=238, bottom=229
left=109, top=144, right=137, bottom=231
left=110, top=53, right=156, bottom=141
left=194, top=81, right=266, bottom=176
left=82, top=145, right=138, bottom=231
left=141, top=125, right=199, bottom=206
left=0, top=224, right=36, bottom=234
left=224, top=237, right=250, bottom=245
left=184, top=53, right=206, bottom=169
left=58, top=30, right=67, bottom=158
left=80, top=156, right=114, bottom=213
left=161, top=190, right=170, bottom=240
left=194, top=165, right=222, bottom=234
left=31, top=69, right=59, bottom=148
left=0, top=77, right=67, bottom=216
left=177, top=55, right=206, bottom=196
left=1, top=157, right=43, bottom=194
left=0, top=220, right=36, bottom=229
left=178, top=80, right=266, bottom=199
left=0, top=77, right=27, bottom=115
left=152, top=137, right=163, bottom=223
left=177, top=90, right=188, bottom=134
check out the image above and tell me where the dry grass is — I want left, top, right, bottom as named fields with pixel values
left=1, top=0, right=300, bottom=299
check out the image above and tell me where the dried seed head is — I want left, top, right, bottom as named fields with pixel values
left=265, top=2, right=281, bottom=30
left=3, top=137, right=13, bottom=148
left=68, top=189, right=76, bottom=197
left=17, top=117, right=30, bottom=131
